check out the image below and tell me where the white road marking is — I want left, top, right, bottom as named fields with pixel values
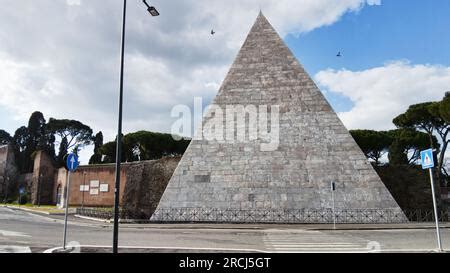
left=263, top=230, right=371, bottom=253
left=0, top=230, right=31, bottom=238
left=0, top=246, right=32, bottom=253
left=44, top=245, right=269, bottom=253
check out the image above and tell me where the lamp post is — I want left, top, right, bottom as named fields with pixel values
left=143, top=0, right=160, bottom=16
left=331, top=181, right=336, bottom=230
left=113, top=0, right=159, bottom=254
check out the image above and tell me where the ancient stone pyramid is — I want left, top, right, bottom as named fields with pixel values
left=151, top=12, right=406, bottom=223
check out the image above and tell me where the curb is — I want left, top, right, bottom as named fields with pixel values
left=122, top=225, right=450, bottom=231
left=7, top=206, right=449, bottom=231
left=74, top=214, right=111, bottom=223
left=73, top=215, right=148, bottom=224
left=72, top=214, right=450, bottom=231
left=43, top=245, right=267, bottom=253
left=2, top=205, right=76, bottom=216
left=42, top=245, right=448, bottom=254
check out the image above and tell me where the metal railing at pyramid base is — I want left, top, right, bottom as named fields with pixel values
left=75, top=207, right=449, bottom=223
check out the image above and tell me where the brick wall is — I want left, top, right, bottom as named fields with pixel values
left=0, top=145, right=8, bottom=198
left=53, top=163, right=136, bottom=207
left=0, top=145, right=18, bottom=201
left=67, top=164, right=128, bottom=207
left=31, top=151, right=56, bottom=205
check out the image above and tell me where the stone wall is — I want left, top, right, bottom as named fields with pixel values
left=53, top=167, right=67, bottom=207
left=54, top=163, right=127, bottom=207
left=70, top=164, right=127, bottom=207
left=0, top=145, right=18, bottom=202
left=31, top=151, right=56, bottom=205
left=51, top=156, right=179, bottom=212
left=2, top=146, right=180, bottom=212
left=122, top=156, right=181, bottom=219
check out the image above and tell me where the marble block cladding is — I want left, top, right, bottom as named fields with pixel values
left=151, top=12, right=407, bottom=223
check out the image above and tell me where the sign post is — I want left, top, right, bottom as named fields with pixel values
left=18, top=187, right=24, bottom=207
left=420, top=148, right=443, bottom=252
left=331, top=181, right=336, bottom=230
left=63, top=153, right=79, bottom=250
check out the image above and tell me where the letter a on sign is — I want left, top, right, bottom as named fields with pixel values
left=420, top=149, right=434, bottom=169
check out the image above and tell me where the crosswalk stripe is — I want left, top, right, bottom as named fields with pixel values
left=0, top=230, right=31, bottom=238
left=0, top=246, right=32, bottom=253
left=263, top=241, right=353, bottom=244
left=272, top=244, right=361, bottom=248
left=263, top=230, right=370, bottom=253
left=270, top=250, right=367, bottom=253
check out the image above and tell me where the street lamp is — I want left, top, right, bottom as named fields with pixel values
left=113, top=0, right=159, bottom=254
left=143, top=0, right=160, bottom=16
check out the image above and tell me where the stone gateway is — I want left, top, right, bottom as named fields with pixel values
left=151, top=13, right=406, bottom=223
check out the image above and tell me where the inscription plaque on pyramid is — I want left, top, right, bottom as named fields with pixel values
left=151, top=12, right=406, bottom=223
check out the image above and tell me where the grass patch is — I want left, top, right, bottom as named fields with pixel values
left=2, top=203, right=75, bottom=213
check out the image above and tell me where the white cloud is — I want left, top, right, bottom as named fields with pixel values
left=66, top=0, right=81, bottom=6
left=0, top=0, right=382, bottom=163
left=315, top=61, right=450, bottom=130
left=366, top=0, right=381, bottom=5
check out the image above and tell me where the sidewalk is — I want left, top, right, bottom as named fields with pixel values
left=116, top=222, right=450, bottom=231
left=43, top=244, right=448, bottom=253
left=6, top=205, right=450, bottom=231
left=0, top=204, right=76, bottom=215
left=75, top=215, right=450, bottom=231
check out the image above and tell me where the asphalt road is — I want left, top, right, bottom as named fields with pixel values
left=0, top=207, right=449, bottom=253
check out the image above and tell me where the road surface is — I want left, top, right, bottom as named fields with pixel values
left=0, top=207, right=448, bottom=253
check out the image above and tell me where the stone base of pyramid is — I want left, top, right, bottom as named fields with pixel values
left=150, top=208, right=408, bottom=224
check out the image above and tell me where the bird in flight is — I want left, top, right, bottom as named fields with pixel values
left=336, top=51, right=342, bottom=57
left=211, top=29, right=215, bottom=35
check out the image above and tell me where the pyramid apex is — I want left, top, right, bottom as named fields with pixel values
left=256, top=10, right=268, bottom=21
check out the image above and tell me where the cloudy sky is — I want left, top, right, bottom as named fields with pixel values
left=0, top=0, right=449, bottom=163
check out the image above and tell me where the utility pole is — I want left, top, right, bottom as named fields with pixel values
left=63, top=170, right=71, bottom=249
left=112, top=0, right=159, bottom=254
left=331, top=181, right=336, bottom=230
left=428, top=168, right=443, bottom=252
left=63, top=153, right=79, bottom=250
left=420, top=148, right=443, bottom=252
left=112, top=0, right=127, bottom=255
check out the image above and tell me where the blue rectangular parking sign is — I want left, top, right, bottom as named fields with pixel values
left=420, top=149, right=434, bottom=169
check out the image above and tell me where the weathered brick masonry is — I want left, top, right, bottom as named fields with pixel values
left=0, top=145, right=18, bottom=201
left=53, top=156, right=180, bottom=216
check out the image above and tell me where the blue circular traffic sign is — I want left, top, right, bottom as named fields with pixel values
left=66, top=153, right=79, bottom=172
